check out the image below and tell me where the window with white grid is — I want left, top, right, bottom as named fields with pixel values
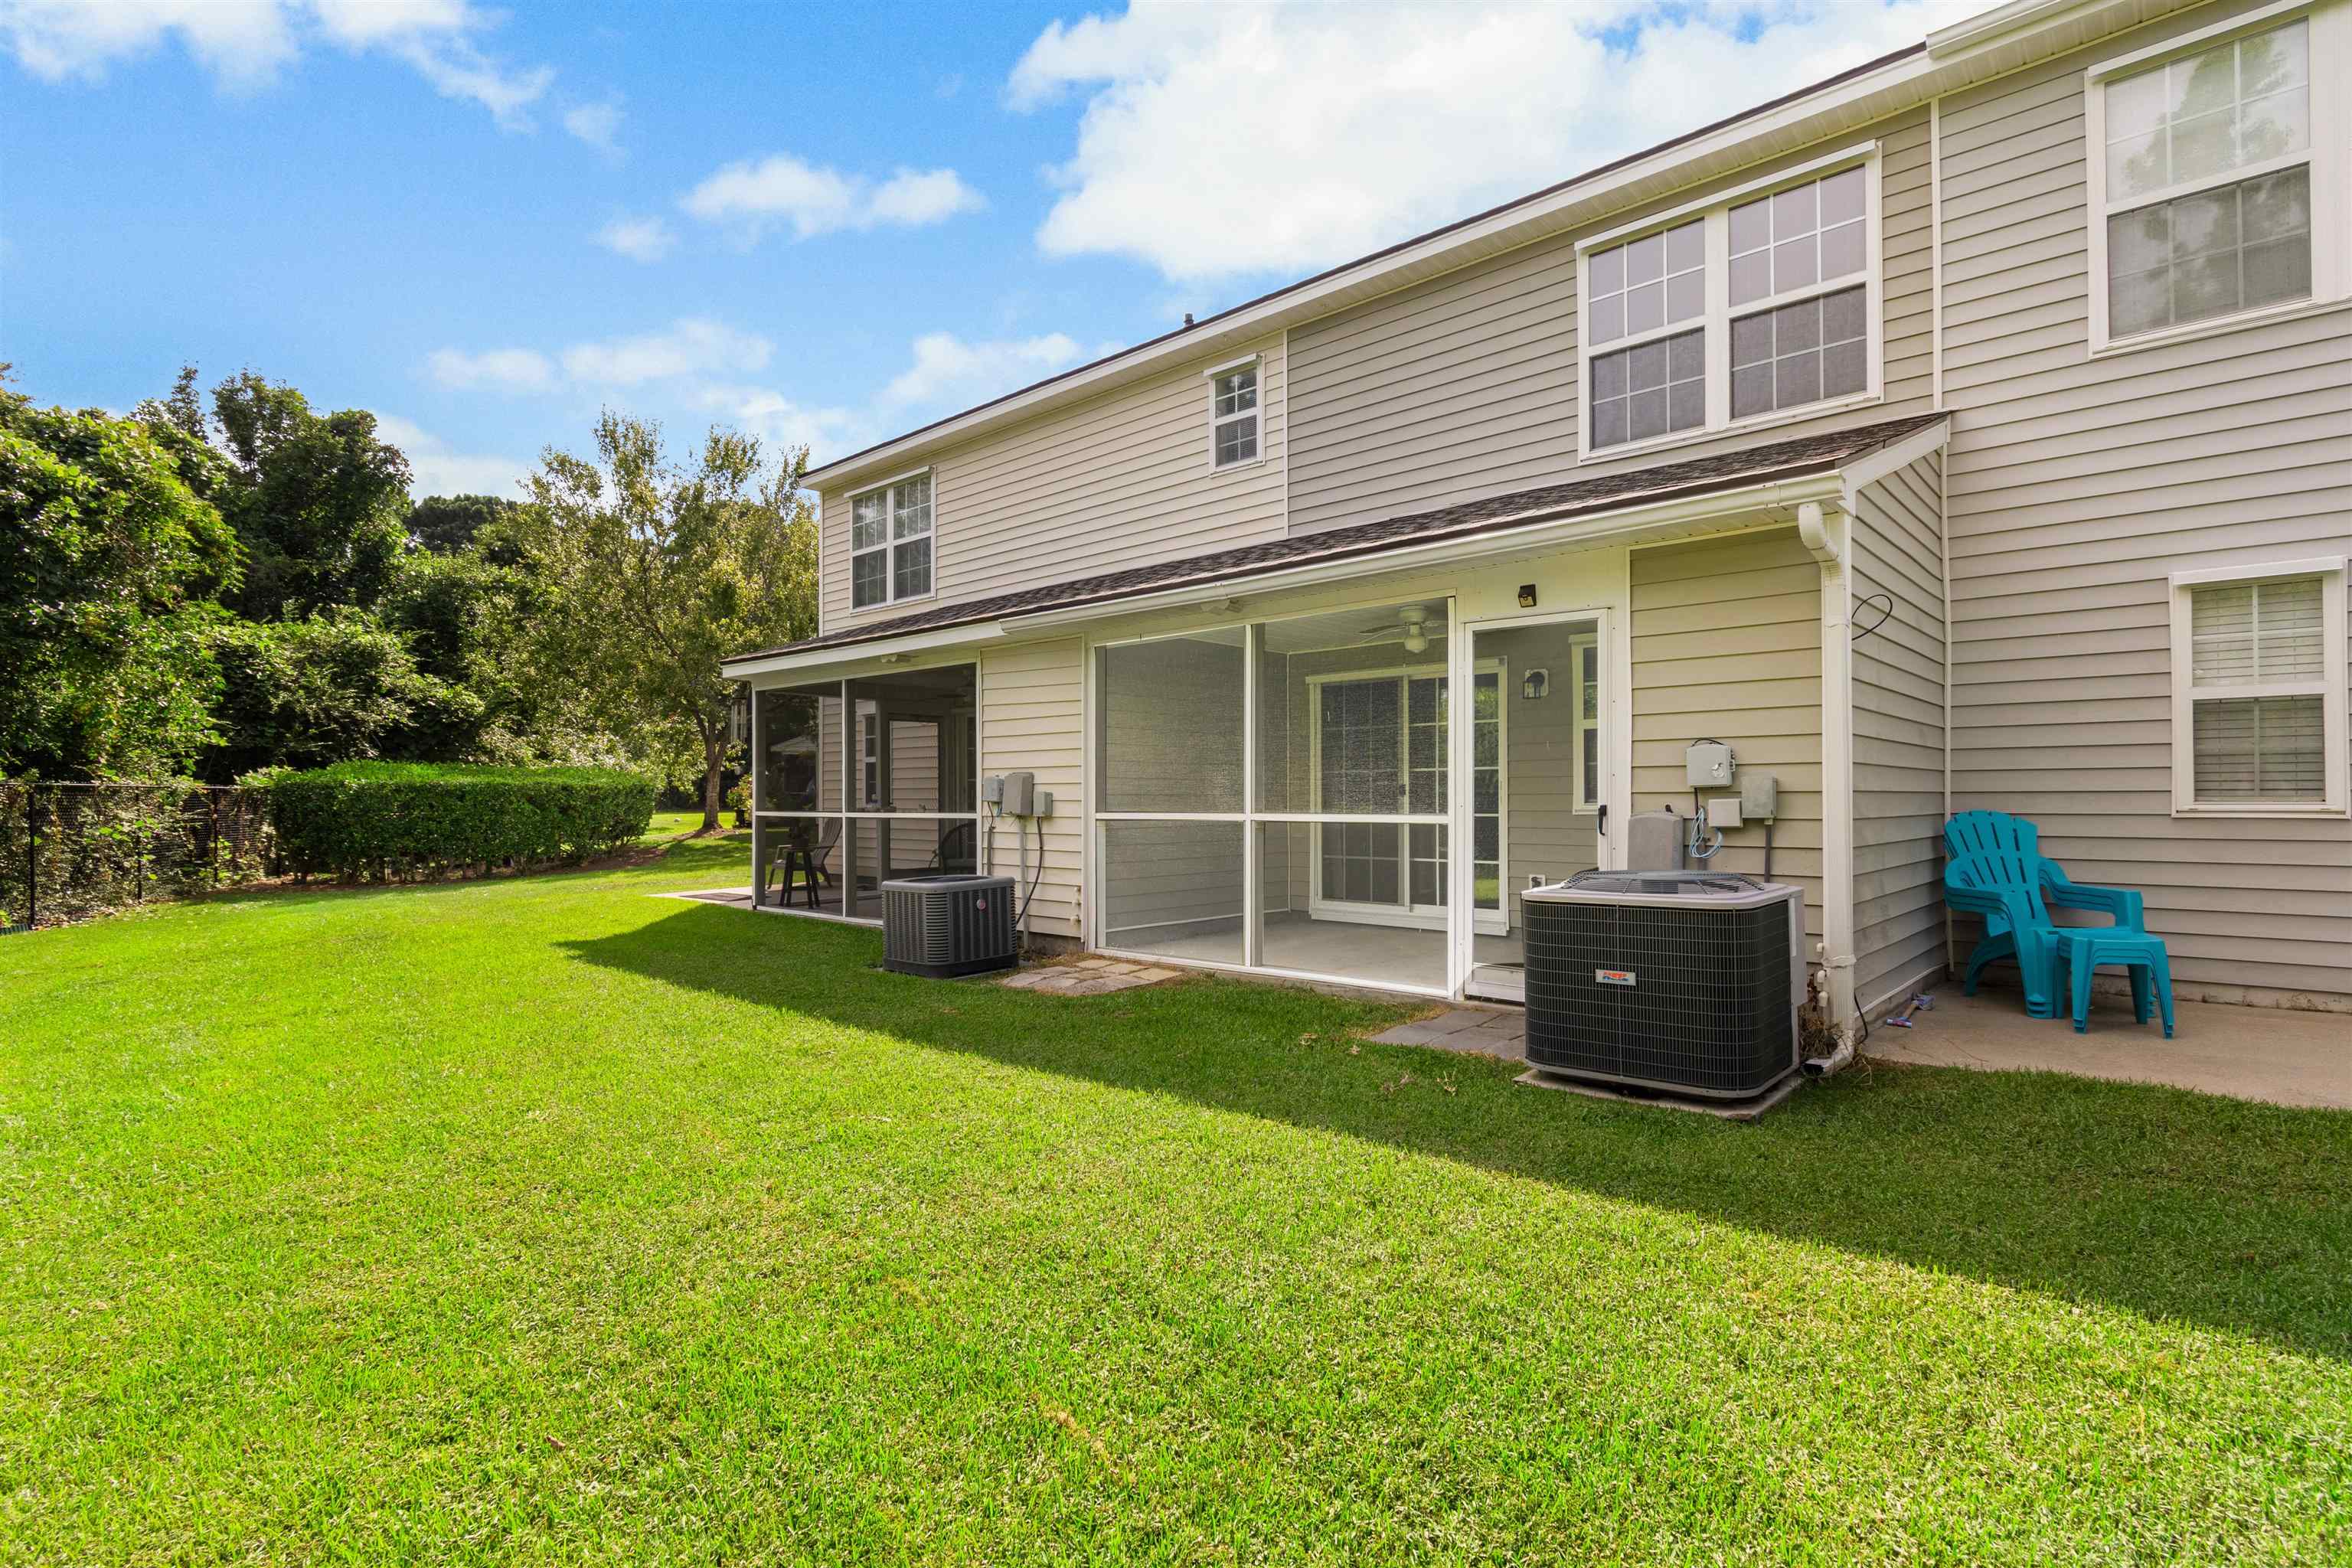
left=1578, top=150, right=1880, bottom=457
left=848, top=471, right=932, bottom=610
left=2088, top=5, right=2348, bottom=351
left=2169, top=559, right=2347, bottom=814
left=1209, top=361, right=1259, bottom=469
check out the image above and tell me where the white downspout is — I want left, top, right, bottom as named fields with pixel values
left=1799, top=499, right=1859, bottom=1073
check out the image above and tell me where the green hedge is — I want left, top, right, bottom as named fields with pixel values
left=262, top=763, right=654, bottom=880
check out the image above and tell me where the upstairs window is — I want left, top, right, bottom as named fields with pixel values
left=1579, top=152, right=1880, bottom=457
left=1210, top=360, right=1259, bottom=468
left=2168, top=558, right=2347, bottom=815
left=849, top=471, right=932, bottom=610
left=2089, top=8, right=2345, bottom=351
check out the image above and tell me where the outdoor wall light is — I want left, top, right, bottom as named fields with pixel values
left=1522, top=668, right=1549, bottom=701
left=1517, top=583, right=1538, bottom=608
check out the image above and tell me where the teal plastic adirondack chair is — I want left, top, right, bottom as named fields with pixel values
left=1943, top=810, right=2146, bottom=1018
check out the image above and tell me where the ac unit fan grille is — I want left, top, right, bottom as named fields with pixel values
left=1523, top=900, right=1793, bottom=1094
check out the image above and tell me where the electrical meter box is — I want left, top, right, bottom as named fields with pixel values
left=1685, top=740, right=1736, bottom=789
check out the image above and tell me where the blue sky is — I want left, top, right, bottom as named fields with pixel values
left=2, top=1, right=1969, bottom=498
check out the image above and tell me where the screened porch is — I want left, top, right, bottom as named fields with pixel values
left=1093, top=598, right=1606, bottom=997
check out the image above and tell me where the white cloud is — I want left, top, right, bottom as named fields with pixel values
left=3, top=0, right=554, bottom=129
left=880, top=331, right=1089, bottom=411
left=1008, top=0, right=1984, bottom=282
left=426, top=345, right=554, bottom=392
left=563, top=96, right=622, bottom=154
left=415, top=323, right=1087, bottom=469
left=0, top=0, right=296, bottom=89
left=680, top=153, right=985, bottom=240
left=691, top=385, right=877, bottom=466
left=559, top=318, right=774, bottom=387
left=593, top=214, right=675, bottom=263
left=372, top=413, right=531, bottom=499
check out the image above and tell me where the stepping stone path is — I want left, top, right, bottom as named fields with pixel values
left=1001, top=956, right=1184, bottom=997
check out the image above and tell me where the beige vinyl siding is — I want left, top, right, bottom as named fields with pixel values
left=1849, top=448, right=1949, bottom=1009
left=820, top=336, right=1288, bottom=632
left=1631, top=529, right=1826, bottom=933
left=978, top=638, right=1084, bottom=940
left=1285, top=107, right=1936, bottom=534
left=1939, top=0, right=2352, bottom=1002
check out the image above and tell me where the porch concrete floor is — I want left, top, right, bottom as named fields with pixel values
left=1131, top=916, right=1521, bottom=992
left=1864, top=989, right=2349, bottom=1110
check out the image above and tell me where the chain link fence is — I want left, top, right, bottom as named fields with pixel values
left=1, top=781, right=276, bottom=932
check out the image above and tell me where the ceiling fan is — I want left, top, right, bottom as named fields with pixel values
left=1354, top=604, right=1438, bottom=653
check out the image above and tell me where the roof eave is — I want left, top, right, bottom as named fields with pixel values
left=724, top=465, right=1870, bottom=681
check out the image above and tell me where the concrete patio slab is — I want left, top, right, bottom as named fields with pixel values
left=656, top=887, right=755, bottom=908
left=1864, top=989, right=2349, bottom=1110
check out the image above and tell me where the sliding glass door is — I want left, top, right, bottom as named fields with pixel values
left=1305, top=668, right=1504, bottom=934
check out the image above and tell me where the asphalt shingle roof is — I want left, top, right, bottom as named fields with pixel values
left=730, top=411, right=1949, bottom=668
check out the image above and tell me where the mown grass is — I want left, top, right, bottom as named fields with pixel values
left=2, top=837, right=2346, bottom=1563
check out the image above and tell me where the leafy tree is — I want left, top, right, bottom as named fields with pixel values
left=407, top=493, right=524, bottom=558
left=1, top=377, right=241, bottom=778
left=380, top=547, right=541, bottom=755
left=521, top=412, right=816, bottom=830
left=208, top=371, right=411, bottom=620
left=204, top=611, right=483, bottom=782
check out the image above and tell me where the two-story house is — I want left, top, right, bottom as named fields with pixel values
left=724, top=0, right=2351, bottom=1044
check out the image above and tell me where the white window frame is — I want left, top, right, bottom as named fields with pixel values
left=2085, top=0, right=2350, bottom=357
left=1575, top=142, right=1884, bottom=464
left=1568, top=630, right=1603, bottom=814
left=846, top=466, right=935, bottom=612
left=1205, top=354, right=1263, bottom=470
left=2167, top=555, right=2348, bottom=816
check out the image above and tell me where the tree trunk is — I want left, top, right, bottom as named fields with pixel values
left=700, top=729, right=726, bottom=834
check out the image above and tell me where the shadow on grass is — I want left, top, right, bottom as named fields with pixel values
left=567, top=902, right=2352, bottom=1362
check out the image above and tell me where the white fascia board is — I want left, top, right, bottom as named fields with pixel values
left=720, top=619, right=1008, bottom=682
left=1929, top=0, right=2097, bottom=57
left=1838, top=416, right=1954, bottom=505
left=804, top=57, right=1939, bottom=492
left=1008, top=472, right=1849, bottom=632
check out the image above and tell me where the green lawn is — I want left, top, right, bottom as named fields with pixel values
left=2, top=839, right=2346, bottom=1563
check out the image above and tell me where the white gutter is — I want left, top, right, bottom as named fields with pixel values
left=720, top=619, right=1008, bottom=681
left=1798, top=498, right=1860, bottom=1066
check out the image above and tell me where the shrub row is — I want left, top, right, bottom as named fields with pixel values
left=262, top=763, right=654, bottom=880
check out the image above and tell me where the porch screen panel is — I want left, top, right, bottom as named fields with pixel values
left=1101, top=820, right=1244, bottom=962
left=1096, top=630, right=1245, bottom=813
left=1256, top=822, right=1449, bottom=992
left=753, top=681, right=851, bottom=914
left=1245, top=600, right=1455, bottom=991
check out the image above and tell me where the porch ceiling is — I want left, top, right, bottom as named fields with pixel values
left=726, top=412, right=1948, bottom=679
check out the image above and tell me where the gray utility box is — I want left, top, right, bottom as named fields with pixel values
left=881, top=874, right=1018, bottom=978
left=1521, top=871, right=1805, bottom=1099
